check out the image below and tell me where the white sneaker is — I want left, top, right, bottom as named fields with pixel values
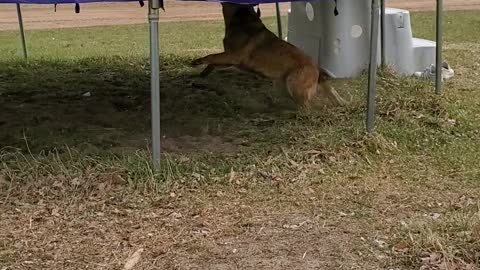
left=413, top=61, right=454, bottom=81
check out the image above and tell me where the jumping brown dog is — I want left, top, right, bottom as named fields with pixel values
left=192, top=3, right=346, bottom=108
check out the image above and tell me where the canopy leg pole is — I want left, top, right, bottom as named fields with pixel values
left=16, top=3, right=27, bottom=60
left=149, top=0, right=161, bottom=170
left=380, top=0, right=385, bottom=66
left=435, top=0, right=443, bottom=95
left=275, top=2, right=282, bottom=39
left=367, top=0, right=380, bottom=132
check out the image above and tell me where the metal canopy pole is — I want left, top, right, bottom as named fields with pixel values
left=380, top=0, right=385, bottom=65
left=275, top=2, right=283, bottom=39
left=366, top=0, right=380, bottom=132
left=149, top=0, right=161, bottom=170
left=435, top=0, right=443, bottom=95
left=16, top=3, right=27, bottom=60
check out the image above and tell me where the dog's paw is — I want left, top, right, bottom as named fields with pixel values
left=198, top=71, right=210, bottom=78
left=191, top=58, right=204, bottom=66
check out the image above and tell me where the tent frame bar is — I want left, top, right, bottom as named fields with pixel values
left=366, top=0, right=380, bottom=132
left=275, top=2, right=283, bottom=39
left=148, top=0, right=161, bottom=170
left=16, top=3, right=27, bottom=60
left=435, top=0, right=443, bottom=95
left=380, top=0, right=385, bottom=65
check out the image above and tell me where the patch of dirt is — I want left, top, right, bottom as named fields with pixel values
left=2, top=160, right=478, bottom=270
left=1, top=0, right=480, bottom=31
left=162, top=135, right=241, bottom=156
left=0, top=60, right=258, bottom=157
left=0, top=96, right=241, bottom=157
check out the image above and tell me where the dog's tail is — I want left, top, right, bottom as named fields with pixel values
left=317, top=68, right=347, bottom=107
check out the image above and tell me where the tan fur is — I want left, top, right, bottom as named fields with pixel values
left=192, top=3, right=346, bottom=108
left=199, top=3, right=260, bottom=77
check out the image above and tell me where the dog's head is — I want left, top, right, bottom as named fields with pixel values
left=221, top=2, right=261, bottom=26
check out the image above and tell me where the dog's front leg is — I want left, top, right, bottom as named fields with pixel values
left=191, top=52, right=241, bottom=67
left=199, top=64, right=236, bottom=77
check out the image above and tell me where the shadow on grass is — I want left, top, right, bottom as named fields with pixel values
left=2, top=53, right=477, bottom=192
left=1, top=55, right=351, bottom=157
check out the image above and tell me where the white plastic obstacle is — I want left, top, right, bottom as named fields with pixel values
left=383, top=8, right=436, bottom=76
left=286, top=0, right=437, bottom=78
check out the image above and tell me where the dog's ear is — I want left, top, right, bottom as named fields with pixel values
left=255, top=6, right=261, bottom=17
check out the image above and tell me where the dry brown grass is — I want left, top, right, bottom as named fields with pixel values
left=2, top=10, right=480, bottom=270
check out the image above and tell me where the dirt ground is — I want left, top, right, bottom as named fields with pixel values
left=1, top=0, right=480, bottom=31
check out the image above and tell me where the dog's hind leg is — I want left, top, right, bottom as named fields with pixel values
left=273, top=79, right=291, bottom=99
left=285, top=67, right=318, bottom=109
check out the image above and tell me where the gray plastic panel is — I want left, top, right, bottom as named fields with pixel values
left=287, top=2, right=437, bottom=78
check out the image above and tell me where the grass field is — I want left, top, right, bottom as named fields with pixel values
left=1, top=11, right=480, bottom=270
